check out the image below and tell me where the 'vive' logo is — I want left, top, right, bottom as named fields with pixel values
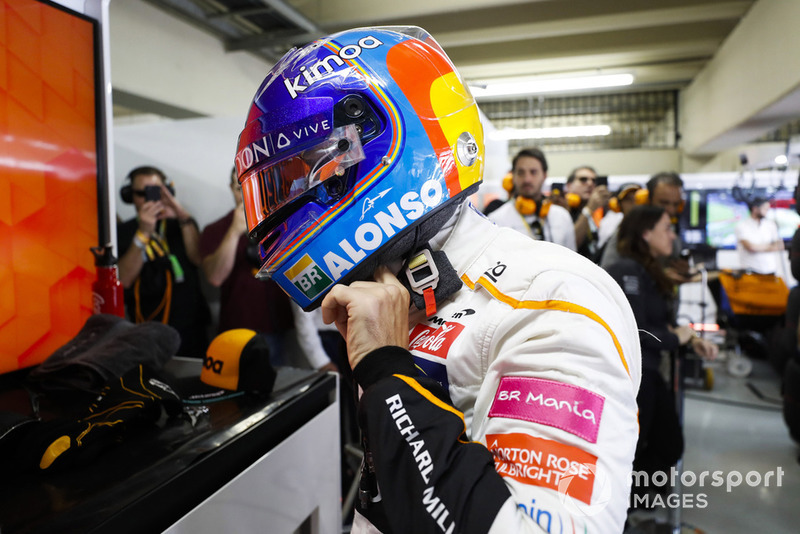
left=284, top=36, right=384, bottom=99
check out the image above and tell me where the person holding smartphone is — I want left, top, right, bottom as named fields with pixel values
left=565, top=166, right=611, bottom=263
left=117, top=165, right=210, bottom=357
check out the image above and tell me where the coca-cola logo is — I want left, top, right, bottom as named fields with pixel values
left=409, top=322, right=465, bottom=358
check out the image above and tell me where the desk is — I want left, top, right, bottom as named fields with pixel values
left=0, top=360, right=340, bottom=533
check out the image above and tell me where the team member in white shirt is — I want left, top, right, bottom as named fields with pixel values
left=488, top=148, right=577, bottom=250
left=735, top=197, right=784, bottom=274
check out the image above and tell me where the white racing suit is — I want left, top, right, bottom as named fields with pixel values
left=487, top=199, right=577, bottom=251
left=351, top=203, right=642, bottom=534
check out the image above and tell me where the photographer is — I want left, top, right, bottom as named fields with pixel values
left=117, top=165, right=209, bottom=356
left=199, top=168, right=295, bottom=365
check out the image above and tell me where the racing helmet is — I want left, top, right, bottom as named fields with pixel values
left=235, top=26, right=484, bottom=310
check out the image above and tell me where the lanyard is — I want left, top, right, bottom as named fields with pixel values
left=141, top=219, right=184, bottom=282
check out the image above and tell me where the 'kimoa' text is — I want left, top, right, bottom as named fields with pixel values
left=285, top=36, right=383, bottom=99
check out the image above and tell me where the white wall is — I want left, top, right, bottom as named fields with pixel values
left=114, top=117, right=245, bottom=230
left=108, top=0, right=272, bottom=118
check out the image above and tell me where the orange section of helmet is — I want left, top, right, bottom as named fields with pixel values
left=386, top=40, right=461, bottom=196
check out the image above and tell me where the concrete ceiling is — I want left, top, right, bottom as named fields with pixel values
left=127, top=0, right=800, bottom=162
left=142, top=0, right=756, bottom=96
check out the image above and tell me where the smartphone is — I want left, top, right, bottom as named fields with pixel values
left=551, top=182, right=565, bottom=195
left=144, top=185, right=161, bottom=202
left=595, top=176, right=608, bottom=187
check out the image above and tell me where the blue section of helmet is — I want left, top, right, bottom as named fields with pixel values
left=240, top=27, right=476, bottom=310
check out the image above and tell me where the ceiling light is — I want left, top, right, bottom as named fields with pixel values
left=774, top=155, right=788, bottom=165
left=470, top=74, right=634, bottom=98
left=489, top=125, right=612, bottom=140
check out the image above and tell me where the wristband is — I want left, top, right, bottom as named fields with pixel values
left=179, top=217, right=196, bottom=228
left=134, top=230, right=149, bottom=249
left=582, top=206, right=597, bottom=231
left=133, top=232, right=148, bottom=261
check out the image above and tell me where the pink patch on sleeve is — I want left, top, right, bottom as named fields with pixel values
left=489, top=376, right=605, bottom=443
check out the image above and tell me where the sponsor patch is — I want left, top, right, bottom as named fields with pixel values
left=284, top=254, right=333, bottom=300
left=411, top=355, right=449, bottom=391
left=408, top=321, right=465, bottom=358
left=487, top=433, right=597, bottom=505
left=489, top=377, right=604, bottom=443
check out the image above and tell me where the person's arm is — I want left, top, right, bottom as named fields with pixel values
left=738, top=238, right=784, bottom=253
left=179, top=218, right=201, bottom=266
left=118, top=203, right=160, bottom=289
left=607, top=260, right=681, bottom=352
left=202, top=208, right=247, bottom=287
left=352, top=347, right=511, bottom=533
left=673, top=325, right=719, bottom=359
left=118, top=236, right=146, bottom=290
left=291, top=303, right=337, bottom=371
left=322, top=267, right=511, bottom=533
left=573, top=186, right=609, bottom=248
left=736, top=220, right=783, bottom=253
left=160, top=183, right=201, bottom=266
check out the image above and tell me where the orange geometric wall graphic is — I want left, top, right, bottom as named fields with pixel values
left=0, top=0, right=99, bottom=374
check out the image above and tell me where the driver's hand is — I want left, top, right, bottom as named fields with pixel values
left=320, top=266, right=410, bottom=370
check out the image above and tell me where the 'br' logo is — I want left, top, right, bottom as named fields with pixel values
left=285, top=254, right=333, bottom=299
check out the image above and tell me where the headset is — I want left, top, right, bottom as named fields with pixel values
left=501, top=172, right=513, bottom=195
left=563, top=192, right=581, bottom=209
left=120, top=166, right=175, bottom=204
left=515, top=195, right=551, bottom=217
left=633, top=183, right=685, bottom=213
left=608, top=184, right=643, bottom=213
left=502, top=171, right=552, bottom=217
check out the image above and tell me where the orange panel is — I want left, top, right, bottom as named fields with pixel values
left=0, top=0, right=98, bottom=375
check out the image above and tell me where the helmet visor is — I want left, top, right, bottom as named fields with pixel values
left=240, top=124, right=365, bottom=239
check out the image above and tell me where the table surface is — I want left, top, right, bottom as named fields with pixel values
left=0, top=360, right=335, bottom=534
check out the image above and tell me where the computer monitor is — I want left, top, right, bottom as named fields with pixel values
left=681, top=188, right=800, bottom=250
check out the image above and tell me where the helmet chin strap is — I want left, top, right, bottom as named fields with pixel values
left=400, top=247, right=462, bottom=317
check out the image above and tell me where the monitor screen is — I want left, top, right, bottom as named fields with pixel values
left=701, top=188, right=799, bottom=249
left=0, top=0, right=103, bottom=374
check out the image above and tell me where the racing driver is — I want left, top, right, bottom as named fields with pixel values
left=234, top=26, right=642, bottom=533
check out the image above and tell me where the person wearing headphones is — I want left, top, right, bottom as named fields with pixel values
left=600, top=172, right=692, bottom=285
left=117, top=166, right=210, bottom=357
left=598, top=182, right=642, bottom=251
left=487, top=148, right=576, bottom=250
left=234, top=26, right=640, bottom=533
left=605, top=205, right=717, bottom=513
left=564, top=165, right=611, bottom=262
